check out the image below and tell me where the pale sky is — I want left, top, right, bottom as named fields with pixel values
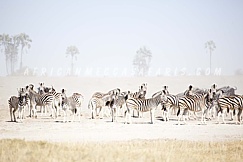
left=0, top=0, right=243, bottom=76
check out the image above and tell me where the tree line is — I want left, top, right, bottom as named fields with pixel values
left=0, top=33, right=32, bottom=75
left=0, top=32, right=216, bottom=76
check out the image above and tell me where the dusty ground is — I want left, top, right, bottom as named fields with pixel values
left=0, top=76, right=243, bottom=143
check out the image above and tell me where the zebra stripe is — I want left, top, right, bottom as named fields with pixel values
left=18, top=94, right=27, bottom=121
left=178, top=93, right=212, bottom=124
left=28, top=89, right=56, bottom=118
left=92, top=88, right=120, bottom=98
left=110, top=93, right=129, bottom=122
left=61, top=93, right=84, bottom=122
left=8, top=96, right=19, bottom=122
left=161, top=94, right=179, bottom=121
left=88, top=94, right=112, bottom=119
left=49, top=88, right=62, bottom=116
left=216, top=95, right=243, bottom=124
left=125, top=94, right=164, bottom=124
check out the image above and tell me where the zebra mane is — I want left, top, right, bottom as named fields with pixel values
left=152, top=91, right=161, bottom=98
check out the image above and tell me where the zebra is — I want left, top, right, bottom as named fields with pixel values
left=92, top=88, right=120, bottom=98
left=129, top=83, right=148, bottom=117
left=28, top=88, right=57, bottom=118
left=129, top=83, right=147, bottom=99
left=214, top=95, right=243, bottom=124
left=49, top=87, right=63, bottom=116
left=125, top=90, right=167, bottom=124
left=110, top=92, right=130, bottom=122
left=152, top=86, right=172, bottom=121
left=37, top=82, right=51, bottom=95
left=154, top=93, right=179, bottom=122
left=89, top=88, right=120, bottom=119
left=17, top=88, right=28, bottom=122
left=88, top=94, right=114, bottom=119
left=8, top=96, right=19, bottom=122
left=217, top=86, right=237, bottom=97
left=8, top=87, right=28, bottom=122
left=177, top=91, right=214, bottom=125
left=62, top=93, right=84, bottom=122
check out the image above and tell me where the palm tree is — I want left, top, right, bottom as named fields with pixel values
left=17, top=33, right=32, bottom=69
left=0, top=34, right=11, bottom=75
left=205, top=40, right=216, bottom=74
left=9, top=35, right=19, bottom=74
left=65, top=45, right=79, bottom=76
left=133, top=46, right=152, bottom=76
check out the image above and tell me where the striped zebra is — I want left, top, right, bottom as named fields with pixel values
left=8, top=88, right=28, bottom=122
left=62, top=93, right=84, bottom=122
left=17, top=88, right=28, bottom=122
left=177, top=91, right=214, bottom=125
left=88, top=94, right=114, bottom=119
left=110, top=92, right=130, bottom=122
left=125, top=91, right=167, bottom=124
left=89, top=88, right=120, bottom=119
left=130, top=83, right=147, bottom=99
left=154, top=93, right=179, bottom=122
left=8, top=96, right=19, bottom=122
left=49, top=87, right=62, bottom=116
left=28, top=88, right=57, bottom=118
left=92, top=88, right=120, bottom=98
left=215, top=95, right=243, bottom=124
left=129, top=83, right=148, bottom=117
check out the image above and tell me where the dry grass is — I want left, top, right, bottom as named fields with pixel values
left=0, top=139, right=242, bottom=162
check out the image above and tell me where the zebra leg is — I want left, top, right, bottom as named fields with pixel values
left=234, top=109, right=240, bottom=124
left=18, top=107, right=21, bottom=122
left=222, top=110, right=226, bottom=124
left=91, top=108, right=95, bottom=119
left=71, top=109, right=74, bottom=122
left=228, top=109, right=233, bottom=121
left=20, top=107, right=24, bottom=121
left=9, top=106, right=13, bottom=122
left=111, top=108, right=114, bottom=122
left=217, top=111, right=221, bottom=124
left=100, top=107, right=104, bottom=119
left=237, top=109, right=242, bottom=124
left=34, top=106, right=37, bottom=118
left=150, top=109, right=155, bottom=124
left=125, top=108, right=132, bottom=124
left=177, top=109, right=181, bottom=125
left=40, top=106, right=43, bottom=116
left=201, top=109, right=206, bottom=124
left=13, top=107, right=17, bottom=122
left=44, top=106, right=47, bottom=116
left=18, top=106, right=23, bottom=122
left=63, top=109, right=66, bottom=123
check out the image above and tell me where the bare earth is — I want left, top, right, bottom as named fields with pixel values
left=0, top=76, right=243, bottom=143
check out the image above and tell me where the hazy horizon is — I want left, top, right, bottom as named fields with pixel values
left=0, top=0, right=243, bottom=76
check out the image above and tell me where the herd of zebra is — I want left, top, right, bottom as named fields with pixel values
left=8, top=82, right=243, bottom=125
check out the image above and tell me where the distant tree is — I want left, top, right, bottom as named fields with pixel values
left=0, top=34, right=19, bottom=75
left=17, top=33, right=32, bottom=70
left=235, top=69, right=243, bottom=75
left=133, top=46, right=152, bottom=76
left=66, top=45, right=79, bottom=75
left=9, top=35, right=19, bottom=74
left=205, top=40, right=216, bottom=74
left=0, top=34, right=11, bottom=75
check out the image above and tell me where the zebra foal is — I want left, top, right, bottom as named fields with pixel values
left=62, top=93, right=84, bottom=122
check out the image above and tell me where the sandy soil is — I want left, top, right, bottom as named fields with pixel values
left=0, top=76, right=243, bottom=142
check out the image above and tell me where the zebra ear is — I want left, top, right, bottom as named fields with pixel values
left=125, top=94, right=129, bottom=101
